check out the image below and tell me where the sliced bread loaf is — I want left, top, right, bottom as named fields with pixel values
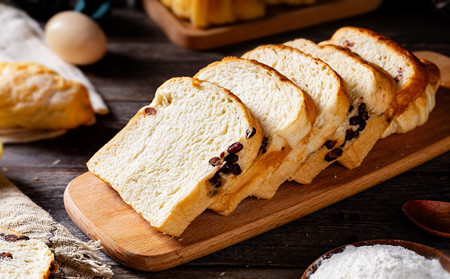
left=382, top=59, right=440, bottom=138
left=322, top=27, right=429, bottom=168
left=0, top=227, right=57, bottom=279
left=242, top=44, right=349, bottom=197
left=284, top=39, right=396, bottom=182
left=87, top=77, right=263, bottom=236
left=195, top=57, right=315, bottom=215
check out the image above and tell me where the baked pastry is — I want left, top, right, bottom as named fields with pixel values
left=88, top=77, right=263, bottom=236
left=265, top=0, right=317, bottom=5
left=163, top=0, right=266, bottom=28
left=322, top=27, right=429, bottom=168
left=170, top=0, right=192, bottom=18
left=162, top=0, right=319, bottom=28
left=284, top=39, right=396, bottom=183
left=0, top=227, right=58, bottom=279
left=381, top=59, right=440, bottom=138
left=0, top=62, right=95, bottom=130
left=242, top=45, right=349, bottom=198
left=195, top=57, right=315, bottom=215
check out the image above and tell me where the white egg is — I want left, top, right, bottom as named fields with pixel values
left=45, top=11, right=107, bottom=65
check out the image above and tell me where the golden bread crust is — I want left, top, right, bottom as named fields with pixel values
left=381, top=59, right=441, bottom=138
left=325, top=26, right=428, bottom=120
left=0, top=62, right=95, bottom=130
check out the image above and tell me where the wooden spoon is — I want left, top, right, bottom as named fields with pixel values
left=403, top=200, right=450, bottom=238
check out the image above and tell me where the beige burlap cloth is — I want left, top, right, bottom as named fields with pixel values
left=0, top=174, right=113, bottom=278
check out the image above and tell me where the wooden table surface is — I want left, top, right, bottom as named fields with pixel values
left=1, top=1, right=449, bottom=278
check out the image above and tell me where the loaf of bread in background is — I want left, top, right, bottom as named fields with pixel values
left=162, top=0, right=265, bottom=28
left=162, top=0, right=317, bottom=28
left=0, top=227, right=58, bottom=279
left=0, top=62, right=95, bottom=130
left=88, top=77, right=263, bottom=236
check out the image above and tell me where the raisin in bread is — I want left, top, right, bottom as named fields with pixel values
left=382, top=59, right=441, bottom=138
left=88, top=77, right=263, bottom=236
left=0, top=227, right=57, bottom=279
left=195, top=57, right=316, bottom=215
left=242, top=45, right=349, bottom=198
left=0, top=62, right=95, bottom=130
left=284, top=39, right=396, bottom=182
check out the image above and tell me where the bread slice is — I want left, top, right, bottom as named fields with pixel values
left=382, top=59, right=441, bottom=138
left=195, top=57, right=315, bottom=215
left=284, top=39, right=396, bottom=182
left=87, top=77, right=263, bottom=236
left=322, top=27, right=429, bottom=168
left=322, top=27, right=428, bottom=119
left=242, top=45, right=349, bottom=198
left=0, top=227, right=58, bottom=279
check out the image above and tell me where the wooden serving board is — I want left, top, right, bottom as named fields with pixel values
left=64, top=52, right=450, bottom=271
left=142, top=0, right=383, bottom=50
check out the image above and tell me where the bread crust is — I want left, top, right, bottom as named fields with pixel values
left=381, top=59, right=441, bottom=138
left=0, top=227, right=57, bottom=279
left=337, top=114, right=390, bottom=169
left=209, top=141, right=291, bottom=215
left=0, top=62, right=95, bottom=130
left=168, top=0, right=266, bottom=28
left=323, top=26, right=428, bottom=120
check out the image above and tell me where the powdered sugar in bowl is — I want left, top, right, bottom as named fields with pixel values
left=302, top=240, right=450, bottom=279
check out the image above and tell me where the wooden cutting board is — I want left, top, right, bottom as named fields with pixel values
left=64, top=51, right=450, bottom=271
left=142, top=0, right=383, bottom=50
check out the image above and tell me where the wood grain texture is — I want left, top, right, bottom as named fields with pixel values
left=142, top=0, right=383, bottom=50
left=64, top=79, right=450, bottom=271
